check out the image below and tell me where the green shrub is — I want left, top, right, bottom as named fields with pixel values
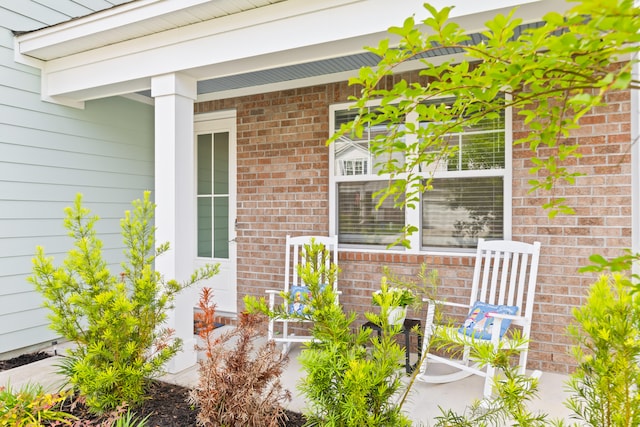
left=298, top=288, right=412, bottom=427
left=0, top=383, right=74, bottom=426
left=565, top=273, right=640, bottom=427
left=247, top=240, right=413, bottom=426
left=30, top=192, right=218, bottom=414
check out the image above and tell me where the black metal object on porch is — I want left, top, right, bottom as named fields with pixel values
left=362, top=318, right=423, bottom=374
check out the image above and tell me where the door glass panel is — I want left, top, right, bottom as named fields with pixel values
left=213, top=132, right=229, bottom=258
left=214, top=132, right=229, bottom=194
left=197, top=198, right=212, bottom=257
left=197, top=134, right=212, bottom=195
left=214, top=197, right=229, bottom=258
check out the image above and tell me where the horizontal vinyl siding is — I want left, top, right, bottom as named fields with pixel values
left=0, top=24, right=155, bottom=354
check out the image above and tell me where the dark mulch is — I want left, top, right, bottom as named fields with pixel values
left=1, top=352, right=307, bottom=427
left=0, top=351, right=52, bottom=370
left=56, top=380, right=306, bottom=427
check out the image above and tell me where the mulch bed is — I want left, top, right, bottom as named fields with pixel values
left=0, top=351, right=52, bottom=370
left=1, top=352, right=306, bottom=427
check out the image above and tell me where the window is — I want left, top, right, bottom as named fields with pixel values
left=330, top=101, right=510, bottom=251
left=197, top=131, right=230, bottom=258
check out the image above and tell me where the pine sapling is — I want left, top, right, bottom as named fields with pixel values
left=30, top=192, right=219, bottom=414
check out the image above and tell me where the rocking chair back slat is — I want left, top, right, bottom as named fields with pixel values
left=472, top=239, right=541, bottom=322
left=284, top=235, right=338, bottom=292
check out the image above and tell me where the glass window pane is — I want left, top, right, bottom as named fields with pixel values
left=337, top=181, right=404, bottom=246
left=458, top=132, right=505, bottom=170
left=197, top=134, right=212, bottom=195
left=334, top=110, right=370, bottom=176
left=213, top=197, right=229, bottom=258
left=371, top=127, right=406, bottom=175
left=197, top=198, right=212, bottom=257
left=213, top=132, right=229, bottom=194
left=422, top=177, right=504, bottom=249
left=334, top=109, right=405, bottom=176
left=463, top=109, right=505, bottom=132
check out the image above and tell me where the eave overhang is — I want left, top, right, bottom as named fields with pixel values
left=13, top=0, right=570, bottom=108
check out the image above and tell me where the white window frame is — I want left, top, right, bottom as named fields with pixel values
left=329, top=99, right=512, bottom=254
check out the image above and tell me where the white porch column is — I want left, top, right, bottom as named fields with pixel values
left=151, top=73, right=197, bottom=373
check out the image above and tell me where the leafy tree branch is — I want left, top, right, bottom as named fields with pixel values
left=329, top=0, right=639, bottom=234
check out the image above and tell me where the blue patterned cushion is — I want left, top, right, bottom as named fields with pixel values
left=288, top=284, right=328, bottom=316
left=289, top=286, right=312, bottom=315
left=458, top=301, right=518, bottom=340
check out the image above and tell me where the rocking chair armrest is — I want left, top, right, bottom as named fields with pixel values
left=486, top=312, right=523, bottom=322
left=264, top=289, right=341, bottom=309
left=422, top=298, right=470, bottom=309
left=488, top=312, right=530, bottom=330
left=265, top=289, right=341, bottom=295
left=422, top=299, right=470, bottom=334
left=487, top=312, right=529, bottom=345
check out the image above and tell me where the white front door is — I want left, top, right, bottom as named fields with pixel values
left=194, top=111, right=237, bottom=315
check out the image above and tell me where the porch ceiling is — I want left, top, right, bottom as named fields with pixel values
left=13, top=0, right=570, bottom=107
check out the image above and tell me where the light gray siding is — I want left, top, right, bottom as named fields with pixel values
left=0, top=15, right=154, bottom=354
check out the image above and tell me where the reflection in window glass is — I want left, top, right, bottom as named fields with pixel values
left=422, top=177, right=503, bottom=249
left=337, top=181, right=404, bottom=245
left=333, top=109, right=404, bottom=177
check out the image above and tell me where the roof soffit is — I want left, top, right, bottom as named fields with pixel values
left=14, top=0, right=570, bottom=107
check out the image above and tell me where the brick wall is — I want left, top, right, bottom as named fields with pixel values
left=195, top=72, right=633, bottom=374
left=511, top=87, right=633, bottom=371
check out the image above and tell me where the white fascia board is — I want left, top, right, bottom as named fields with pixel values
left=16, top=0, right=216, bottom=55
left=20, top=0, right=562, bottom=103
left=18, top=0, right=363, bottom=60
left=37, top=0, right=417, bottom=99
left=17, top=0, right=539, bottom=57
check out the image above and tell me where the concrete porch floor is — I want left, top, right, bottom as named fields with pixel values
left=0, top=330, right=578, bottom=426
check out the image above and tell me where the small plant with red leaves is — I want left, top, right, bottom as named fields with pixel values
left=189, top=287, right=291, bottom=427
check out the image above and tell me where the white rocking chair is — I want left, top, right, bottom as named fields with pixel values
left=418, top=238, right=542, bottom=398
left=266, top=235, right=338, bottom=354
